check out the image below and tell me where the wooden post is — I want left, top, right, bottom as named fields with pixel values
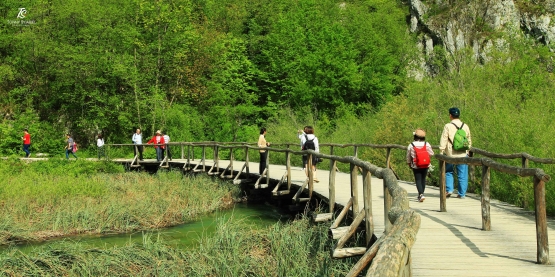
left=350, top=163, right=359, bottom=218
left=245, top=146, right=250, bottom=175
left=187, top=145, right=191, bottom=169
left=215, top=145, right=219, bottom=174
left=362, top=168, right=373, bottom=246
left=308, top=153, right=313, bottom=199
left=481, top=165, right=491, bottom=231
left=265, top=149, right=270, bottom=186
left=439, top=160, right=446, bottom=212
left=329, top=146, right=336, bottom=213
left=383, top=147, right=392, bottom=232
left=202, top=145, right=206, bottom=171
left=229, top=147, right=234, bottom=174
left=533, top=176, right=550, bottom=264
left=522, top=157, right=529, bottom=169
left=180, top=143, right=184, bottom=159
left=286, top=149, right=291, bottom=190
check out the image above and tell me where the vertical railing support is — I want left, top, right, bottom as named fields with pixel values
left=481, top=165, right=491, bottom=231
left=362, top=168, right=373, bottom=246
left=383, top=147, right=392, bottom=232
left=181, top=143, right=184, bottom=160
left=308, top=153, right=313, bottom=199
left=265, top=149, right=270, bottom=186
left=329, top=146, right=336, bottom=213
left=202, top=145, right=206, bottom=171
left=522, top=157, right=529, bottom=169
left=350, top=163, right=359, bottom=218
left=215, top=145, right=219, bottom=174
left=245, top=145, right=250, bottom=174
left=439, top=160, right=447, bottom=212
left=286, top=148, right=291, bottom=190
left=534, top=176, right=550, bottom=264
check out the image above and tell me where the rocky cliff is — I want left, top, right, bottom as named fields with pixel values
left=408, top=0, right=555, bottom=77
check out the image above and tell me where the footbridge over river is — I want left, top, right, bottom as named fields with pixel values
left=107, top=141, right=555, bottom=276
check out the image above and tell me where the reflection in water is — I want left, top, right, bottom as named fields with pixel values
left=8, top=203, right=292, bottom=253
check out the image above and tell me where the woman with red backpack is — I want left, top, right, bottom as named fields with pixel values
left=406, top=129, right=434, bottom=202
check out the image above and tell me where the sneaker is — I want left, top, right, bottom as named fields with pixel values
left=446, top=192, right=452, bottom=198
left=314, top=178, right=320, bottom=183
left=455, top=195, right=465, bottom=199
left=419, top=195, right=425, bottom=202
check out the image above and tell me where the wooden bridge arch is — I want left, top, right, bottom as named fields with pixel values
left=108, top=141, right=553, bottom=276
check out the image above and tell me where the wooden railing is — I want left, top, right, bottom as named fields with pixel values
left=108, top=141, right=552, bottom=273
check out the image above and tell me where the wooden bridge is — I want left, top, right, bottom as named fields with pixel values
left=107, top=142, right=555, bottom=276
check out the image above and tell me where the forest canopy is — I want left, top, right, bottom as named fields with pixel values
left=0, top=0, right=411, bottom=152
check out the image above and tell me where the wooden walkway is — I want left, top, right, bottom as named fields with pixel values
left=152, top=158, right=555, bottom=276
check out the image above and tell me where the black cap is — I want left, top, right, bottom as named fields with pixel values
left=449, top=107, right=460, bottom=117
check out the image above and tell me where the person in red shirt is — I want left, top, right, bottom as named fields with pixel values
left=22, top=129, right=31, bottom=158
left=147, top=130, right=165, bottom=161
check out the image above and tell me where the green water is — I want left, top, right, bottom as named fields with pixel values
left=8, top=203, right=291, bottom=253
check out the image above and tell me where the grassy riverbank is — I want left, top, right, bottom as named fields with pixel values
left=0, top=159, right=238, bottom=245
left=0, top=217, right=355, bottom=276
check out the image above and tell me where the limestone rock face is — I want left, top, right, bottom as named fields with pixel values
left=408, top=0, right=555, bottom=76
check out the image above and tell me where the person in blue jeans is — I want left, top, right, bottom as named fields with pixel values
left=439, top=107, right=472, bottom=198
left=65, top=134, right=78, bottom=160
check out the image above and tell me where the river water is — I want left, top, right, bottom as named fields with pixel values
left=8, top=203, right=292, bottom=253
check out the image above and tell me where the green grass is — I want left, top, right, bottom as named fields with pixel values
left=0, top=217, right=355, bottom=276
left=0, top=159, right=239, bottom=245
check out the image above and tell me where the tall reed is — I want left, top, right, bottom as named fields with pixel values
left=0, top=159, right=239, bottom=245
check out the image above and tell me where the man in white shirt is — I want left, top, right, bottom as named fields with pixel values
left=132, top=128, right=144, bottom=161
left=439, top=107, right=472, bottom=199
left=163, top=132, right=172, bottom=161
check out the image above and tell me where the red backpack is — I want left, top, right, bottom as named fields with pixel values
left=411, top=142, right=430, bottom=168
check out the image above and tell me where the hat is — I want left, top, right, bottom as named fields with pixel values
left=156, top=130, right=161, bottom=134
left=414, top=129, right=426, bottom=138
left=449, top=107, right=460, bottom=117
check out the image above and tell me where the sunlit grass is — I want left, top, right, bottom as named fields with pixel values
left=0, top=159, right=239, bottom=245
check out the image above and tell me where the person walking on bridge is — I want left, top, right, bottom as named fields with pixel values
left=64, top=134, right=78, bottom=160
left=163, top=131, right=172, bottom=161
left=439, top=107, right=472, bottom=199
left=302, top=126, right=320, bottom=182
left=258, top=128, right=270, bottom=175
left=22, top=128, right=31, bottom=158
left=297, top=126, right=308, bottom=171
left=147, top=130, right=165, bottom=162
left=407, top=129, right=434, bottom=202
left=132, top=128, right=144, bottom=161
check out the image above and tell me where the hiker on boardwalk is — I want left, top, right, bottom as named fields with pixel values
left=297, top=126, right=309, bottom=171
left=258, top=128, right=270, bottom=175
left=163, top=131, right=172, bottom=161
left=64, top=134, right=78, bottom=160
left=302, top=126, right=320, bottom=182
left=132, top=128, right=144, bottom=161
left=22, top=128, right=31, bottom=158
left=97, top=134, right=105, bottom=160
left=406, top=129, right=434, bottom=202
left=147, top=130, right=165, bottom=162
left=439, top=107, right=472, bottom=199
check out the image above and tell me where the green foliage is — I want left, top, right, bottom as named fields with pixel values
left=0, top=0, right=411, bottom=149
